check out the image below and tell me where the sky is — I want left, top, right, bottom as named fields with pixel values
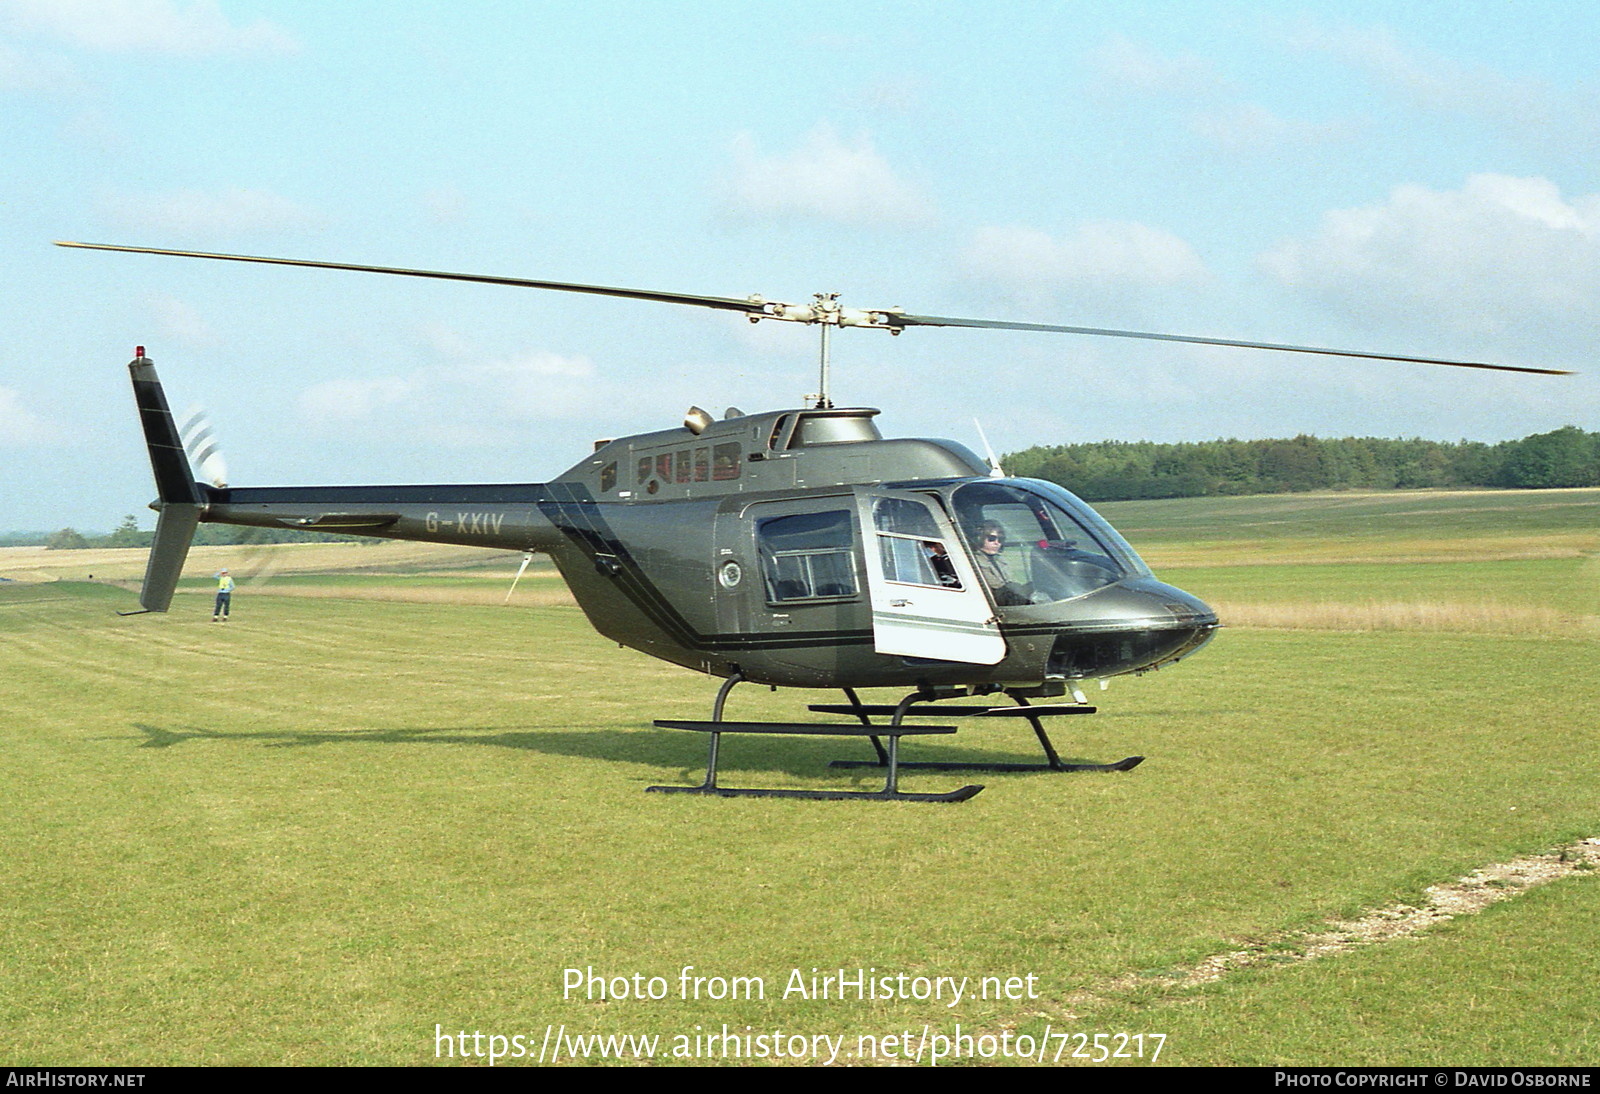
left=4, top=0, right=1599, bottom=531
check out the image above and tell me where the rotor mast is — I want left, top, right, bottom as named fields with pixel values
left=741, top=289, right=908, bottom=408
left=817, top=314, right=832, bottom=409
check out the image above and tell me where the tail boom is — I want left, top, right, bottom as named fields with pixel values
left=198, top=483, right=564, bottom=551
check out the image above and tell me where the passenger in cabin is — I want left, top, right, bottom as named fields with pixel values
left=923, top=541, right=961, bottom=588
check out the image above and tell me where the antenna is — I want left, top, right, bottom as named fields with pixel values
left=505, top=550, right=535, bottom=604
left=973, top=418, right=1005, bottom=478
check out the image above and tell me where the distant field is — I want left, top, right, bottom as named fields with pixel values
left=1102, top=486, right=1600, bottom=564
left=2, top=487, right=1596, bottom=1066
left=0, top=539, right=528, bottom=584
left=1100, top=488, right=1600, bottom=638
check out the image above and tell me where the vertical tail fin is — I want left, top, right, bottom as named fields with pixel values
left=124, top=349, right=203, bottom=614
left=130, top=349, right=203, bottom=507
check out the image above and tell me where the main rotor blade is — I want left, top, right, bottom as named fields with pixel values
left=54, top=241, right=767, bottom=316
left=889, top=312, right=1573, bottom=376
left=57, top=240, right=1573, bottom=376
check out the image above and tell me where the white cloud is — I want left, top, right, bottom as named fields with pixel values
left=1188, top=103, right=1355, bottom=152
left=1087, top=35, right=1229, bottom=98
left=296, top=330, right=596, bottom=442
left=1088, top=35, right=1349, bottom=154
left=724, top=124, right=934, bottom=225
left=422, top=186, right=469, bottom=225
left=0, top=388, right=62, bottom=446
left=146, top=294, right=220, bottom=348
left=963, top=222, right=1208, bottom=306
left=1, top=0, right=297, bottom=56
left=450, top=351, right=596, bottom=422
left=852, top=75, right=929, bottom=114
left=296, top=376, right=414, bottom=425
left=98, top=187, right=320, bottom=238
left=1260, top=174, right=1600, bottom=350
left=1287, top=22, right=1565, bottom=140
left=0, top=34, right=82, bottom=90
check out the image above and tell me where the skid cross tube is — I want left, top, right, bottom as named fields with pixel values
left=646, top=676, right=983, bottom=802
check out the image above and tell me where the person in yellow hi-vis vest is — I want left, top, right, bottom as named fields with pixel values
left=213, top=569, right=235, bottom=622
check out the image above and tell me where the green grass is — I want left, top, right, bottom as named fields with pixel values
left=1101, top=487, right=1600, bottom=546
left=1079, top=875, right=1600, bottom=1067
left=2, top=488, right=1597, bottom=1066
left=1166, top=556, right=1589, bottom=609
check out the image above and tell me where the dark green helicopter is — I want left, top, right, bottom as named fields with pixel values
left=58, top=241, right=1570, bottom=802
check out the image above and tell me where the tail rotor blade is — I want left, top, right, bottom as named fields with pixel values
left=179, top=406, right=229, bottom=488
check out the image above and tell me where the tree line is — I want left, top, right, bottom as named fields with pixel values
left=1004, top=425, right=1600, bottom=502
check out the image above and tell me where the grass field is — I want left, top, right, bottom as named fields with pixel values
left=2, top=488, right=1597, bottom=1067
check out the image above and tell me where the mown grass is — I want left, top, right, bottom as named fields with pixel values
left=0, top=540, right=526, bottom=584
left=2, top=487, right=1597, bottom=1066
left=1102, top=487, right=1600, bottom=545
left=1165, top=556, right=1599, bottom=636
left=1077, top=874, right=1600, bottom=1067
left=1103, top=487, right=1600, bottom=566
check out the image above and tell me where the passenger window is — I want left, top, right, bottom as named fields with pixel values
left=636, top=457, right=652, bottom=486
left=713, top=442, right=741, bottom=480
left=757, top=510, right=858, bottom=602
left=694, top=447, right=709, bottom=482
left=872, top=498, right=961, bottom=589
left=873, top=497, right=941, bottom=538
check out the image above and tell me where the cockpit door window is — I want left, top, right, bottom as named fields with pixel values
left=951, top=480, right=1138, bottom=604
left=852, top=487, right=1005, bottom=665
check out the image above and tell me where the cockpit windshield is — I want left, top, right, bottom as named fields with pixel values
left=950, top=480, right=1151, bottom=605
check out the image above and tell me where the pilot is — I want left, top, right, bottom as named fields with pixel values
left=970, top=522, right=1033, bottom=606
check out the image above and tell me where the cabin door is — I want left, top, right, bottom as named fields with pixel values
left=851, top=487, right=1006, bottom=665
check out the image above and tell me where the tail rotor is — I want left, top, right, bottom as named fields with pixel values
left=179, top=405, right=228, bottom=488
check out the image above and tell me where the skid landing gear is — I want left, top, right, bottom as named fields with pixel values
left=647, top=674, right=984, bottom=803
left=818, top=687, right=1143, bottom=774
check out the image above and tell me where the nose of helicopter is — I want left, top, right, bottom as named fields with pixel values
left=1044, top=576, right=1218, bottom=680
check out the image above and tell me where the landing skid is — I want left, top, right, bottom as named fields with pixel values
left=649, top=781, right=983, bottom=803
left=647, top=675, right=984, bottom=803
left=821, top=688, right=1143, bottom=774
left=828, top=755, right=1143, bottom=774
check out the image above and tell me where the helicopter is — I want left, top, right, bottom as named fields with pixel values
left=57, top=241, right=1571, bottom=803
